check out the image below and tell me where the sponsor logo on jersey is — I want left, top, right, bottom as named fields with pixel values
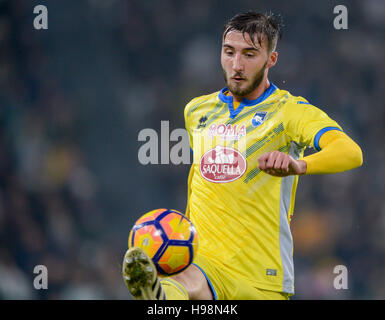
left=251, top=111, right=267, bottom=127
left=208, top=123, right=246, bottom=140
left=200, top=145, right=247, bottom=183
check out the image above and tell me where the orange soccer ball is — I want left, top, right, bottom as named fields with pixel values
left=128, top=208, right=199, bottom=276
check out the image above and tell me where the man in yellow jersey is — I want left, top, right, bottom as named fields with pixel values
left=122, top=11, right=363, bottom=300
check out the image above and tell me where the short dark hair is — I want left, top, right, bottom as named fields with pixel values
left=223, top=11, right=283, bottom=52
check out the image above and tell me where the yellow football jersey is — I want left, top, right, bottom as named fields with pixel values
left=184, top=83, right=342, bottom=295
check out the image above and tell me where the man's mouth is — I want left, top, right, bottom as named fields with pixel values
left=232, top=76, right=245, bottom=82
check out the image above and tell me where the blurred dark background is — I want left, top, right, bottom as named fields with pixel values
left=0, top=0, right=383, bottom=299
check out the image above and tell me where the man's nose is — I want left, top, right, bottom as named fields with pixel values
left=232, top=54, right=244, bottom=72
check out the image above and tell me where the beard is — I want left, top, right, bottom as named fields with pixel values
left=222, top=60, right=268, bottom=98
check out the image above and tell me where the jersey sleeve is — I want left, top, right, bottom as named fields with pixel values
left=285, top=98, right=343, bottom=151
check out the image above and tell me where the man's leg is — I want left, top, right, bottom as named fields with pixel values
left=122, top=247, right=213, bottom=300
left=162, top=264, right=213, bottom=300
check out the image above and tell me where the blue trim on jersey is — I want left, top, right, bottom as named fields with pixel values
left=314, top=126, right=342, bottom=151
left=218, top=83, right=277, bottom=119
left=297, top=101, right=310, bottom=104
left=192, top=263, right=218, bottom=300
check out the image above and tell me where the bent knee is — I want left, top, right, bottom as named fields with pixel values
left=170, top=265, right=213, bottom=300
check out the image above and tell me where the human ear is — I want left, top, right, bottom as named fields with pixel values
left=267, top=51, right=278, bottom=68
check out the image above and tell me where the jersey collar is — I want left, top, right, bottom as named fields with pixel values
left=218, top=83, right=277, bottom=119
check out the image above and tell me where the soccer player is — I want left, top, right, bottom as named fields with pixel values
left=122, top=11, right=363, bottom=300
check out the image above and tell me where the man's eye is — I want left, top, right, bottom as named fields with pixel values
left=225, top=51, right=234, bottom=56
left=245, top=53, right=254, bottom=57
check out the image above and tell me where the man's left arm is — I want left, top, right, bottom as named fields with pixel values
left=258, top=130, right=363, bottom=176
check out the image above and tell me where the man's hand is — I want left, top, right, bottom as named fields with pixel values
left=258, top=151, right=307, bottom=177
